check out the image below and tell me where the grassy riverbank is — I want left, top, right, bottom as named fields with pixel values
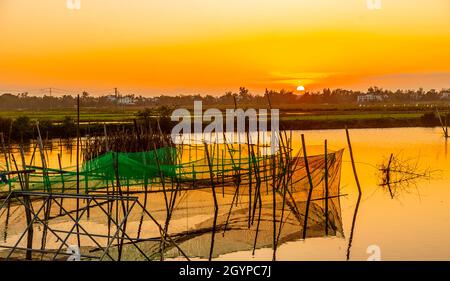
left=0, top=108, right=447, bottom=141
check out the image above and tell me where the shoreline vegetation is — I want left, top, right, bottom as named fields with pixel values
left=0, top=108, right=447, bottom=142
left=1, top=87, right=450, bottom=141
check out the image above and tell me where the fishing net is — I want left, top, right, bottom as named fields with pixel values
left=1, top=144, right=344, bottom=260
left=13, top=144, right=291, bottom=192
left=154, top=149, right=345, bottom=259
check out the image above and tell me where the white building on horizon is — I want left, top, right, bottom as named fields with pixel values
left=106, top=95, right=135, bottom=105
left=440, top=90, right=450, bottom=99
left=357, top=94, right=383, bottom=103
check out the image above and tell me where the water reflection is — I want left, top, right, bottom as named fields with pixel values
left=377, top=153, right=436, bottom=200
left=0, top=139, right=345, bottom=261
left=1, top=127, right=450, bottom=260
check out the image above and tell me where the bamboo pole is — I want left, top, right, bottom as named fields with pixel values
left=271, top=150, right=277, bottom=261
left=204, top=142, right=219, bottom=261
left=246, top=132, right=252, bottom=228
left=276, top=136, right=289, bottom=244
left=19, top=146, right=33, bottom=260
left=152, top=144, right=169, bottom=261
left=301, top=134, right=314, bottom=240
left=252, top=170, right=263, bottom=256
left=0, top=133, right=12, bottom=192
left=250, top=143, right=261, bottom=224
left=153, top=144, right=169, bottom=213
left=345, top=127, right=362, bottom=261
left=385, top=153, right=394, bottom=199
left=137, top=139, right=149, bottom=239
left=36, top=123, right=50, bottom=192
left=11, top=153, right=33, bottom=259
left=58, top=153, right=65, bottom=215
left=161, top=147, right=181, bottom=260
left=324, top=140, right=329, bottom=236
left=35, top=122, right=52, bottom=256
left=28, top=143, right=37, bottom=167
left=76, top=94, right=81, bottom=248
left=436, top=107, right=448, bottom=138
left=112, top=152, right=128, bottom=261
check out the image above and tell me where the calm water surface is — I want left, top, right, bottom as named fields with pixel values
left=223, top=127, right=450, bottom=261
left=2, top=127, right=450, bottom=261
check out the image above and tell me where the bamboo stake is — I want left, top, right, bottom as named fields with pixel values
left=271, top=150, right=277, bottom=261
left=112, top=152, right=128, bottom=261
left=19, top=145, right=33, bottom=260
left=301, top=134, right=314, bottom=240
left=137, top=144, right=149, bottom=239
left=345, top=127, right=362, bottom=261
left=58, top=153, right=66, bottom=215
left=0, top=133, right=12, bottom=192
left=28, top=143, right=38, bottom=167
left=324, top=140, right=329, bottom=236
left=204, top=143, right=219, bottom=261
left=36, top=122, right=52, bottom=256
left=436, top=107, right=448, bottom=138
left=252, top=173, right=263, bottom=256
left=152, top=144, right=169, bottom=261
left=76, top=94, right=81, bottom=248
left=36, top=123, right=50, bottom=192
left=153, top=144, right=169, bottom=213
left=385, top=153, right=394, bottom=199
left=250, top=143, right=261, bottom=224
left=246, top=132, right=252, bottom=228
left=276, top=141, right=289, bottom=244
left=161, top=148, right=181, bottom=260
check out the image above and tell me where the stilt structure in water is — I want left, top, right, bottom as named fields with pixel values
left=0, top=122, right=345, bottom=260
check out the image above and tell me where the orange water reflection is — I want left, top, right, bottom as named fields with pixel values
left=2, top=127, right=450, bottom=260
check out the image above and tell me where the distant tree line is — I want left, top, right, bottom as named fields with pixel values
left=0, top=110, right=173, bottom=142
left=1, top=87, right=450, bottom=110
left=0, top=115, right=76, bottom=142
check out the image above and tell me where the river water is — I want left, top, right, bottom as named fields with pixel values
left=246, top=127, right=450, bottom=261
left=1, top=127, right=449, bottom=261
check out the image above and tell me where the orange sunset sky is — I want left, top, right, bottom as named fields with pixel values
left=1, top=0, right=450, bottom=96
